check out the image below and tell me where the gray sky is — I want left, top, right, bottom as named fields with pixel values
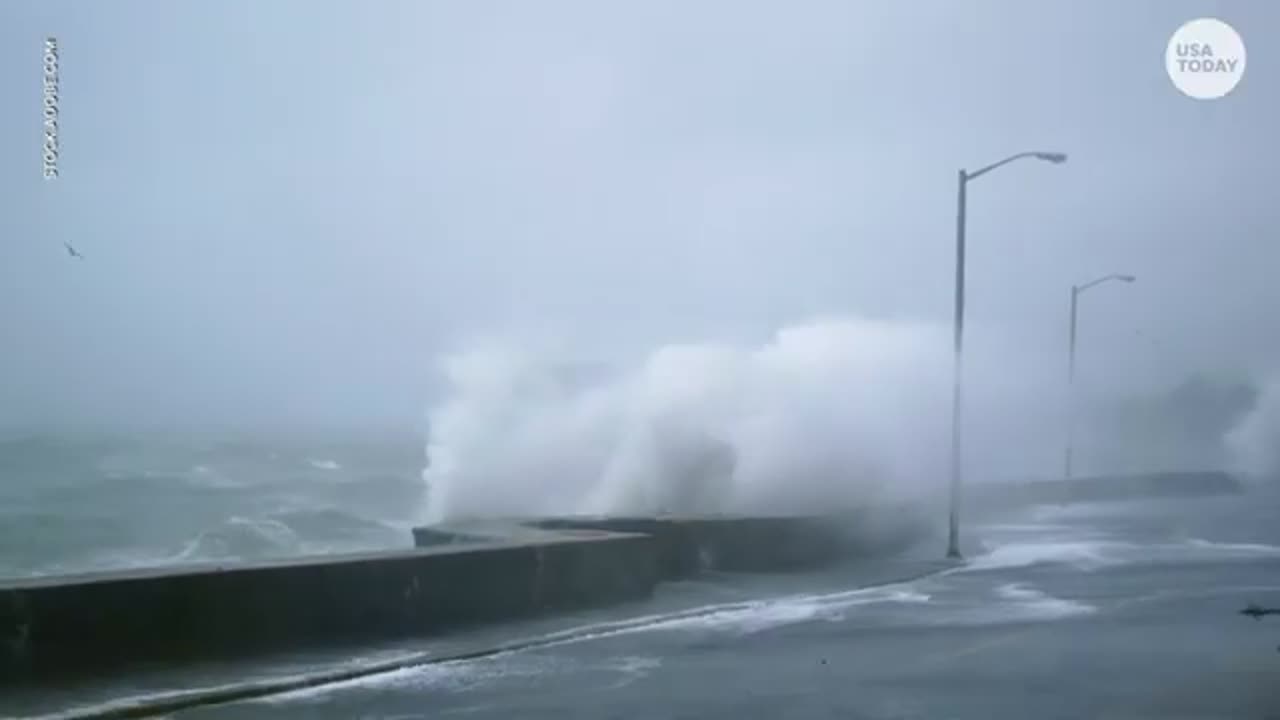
left=0, top=0, right=1277, bottom=431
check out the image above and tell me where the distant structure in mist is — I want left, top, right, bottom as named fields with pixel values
left=1086, top=373, right=1262, bottom=477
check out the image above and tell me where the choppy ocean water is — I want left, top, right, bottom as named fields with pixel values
left=0, top=430, right=428, bottom=579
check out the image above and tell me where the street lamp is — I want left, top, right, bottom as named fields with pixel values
left=1064, top=273, right=1136, bottom=479
left=947, top=150, right=1067, bottom=560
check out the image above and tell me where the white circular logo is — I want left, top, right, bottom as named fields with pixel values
left=1166, top=18, right=1246, bottom=99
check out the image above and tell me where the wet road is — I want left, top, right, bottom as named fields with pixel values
left=175, top=490, right=1280, bottom=720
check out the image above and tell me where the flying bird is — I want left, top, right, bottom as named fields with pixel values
left=1240, top=603, right=1280, bottom=620
left=63, top=242, right=84, bottom=260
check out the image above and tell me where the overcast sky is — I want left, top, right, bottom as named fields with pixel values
left=0, top=0, right=1277, bottom=431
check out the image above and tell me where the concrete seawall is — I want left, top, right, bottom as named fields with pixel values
left=416, top=511, right=927, bottom=579
left=3, top=511, right=914, bottom=687
left=0, top=530, right=655, bottom=684
left=531, top=516, right=874, bottom=576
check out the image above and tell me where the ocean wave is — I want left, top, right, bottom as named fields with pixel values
left=182, top=464, right=250, bottom=489
left=166, top=506, right=410, bottom=564
left=421, top=317, right=1066, bottom=523
left=170, top=516, right=303, bottom=563
left=1, top=502, right=410, bottom=579
left=268, top=506, right=409, bottom=542
left=0, top=431, right=426, bottom=579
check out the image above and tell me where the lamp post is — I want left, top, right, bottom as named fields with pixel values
left=947, top=151, right=1067, bottom=560
left=1064, top=273, right=1136, bottom=479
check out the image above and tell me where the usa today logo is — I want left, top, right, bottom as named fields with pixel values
left=1166, top=18, right=1246, bottom=99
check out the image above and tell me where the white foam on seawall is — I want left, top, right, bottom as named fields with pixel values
left=263, top=662, right=474, bottom=703
left=262, top=652, right=571, bottom=704
left=528, top=583, right=933, bottom=649
left=1184, top=538, right=1280, bottom=555
left=25, top=663, right=385, bottom=720
left=608, top=655, right=661, bottom=675
left=667, top=586, right=922, bottom=636
left=599, top=656, right=663, bottom=691
left=965, top=534, right=1280, bottom=576
left=913, top=583, right=1096, bottom=627
left=308, top=459, right=341, bottom=471
left=994, top=583, right=1043, bottom=602
left=993, top=582, right=1096, bottom=620
left=278, top=653, right=665, bottom=703
left=964, top=539, right=1128, bottom=572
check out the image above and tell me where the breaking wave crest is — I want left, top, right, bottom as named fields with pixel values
left=1226, top=376, right=1280, bottom=480
left=421, top=317, right=1064, bottom=522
